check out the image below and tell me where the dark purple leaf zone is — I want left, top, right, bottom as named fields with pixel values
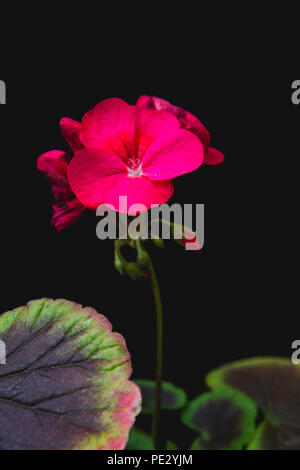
left=134, top=380, right=187, bottom=414
left=192, top=399, right=242, bottom=449
left=206, top=358, right=300, bottom=450
left=0, top=299, right=141, bottom=450
left=249, top=421, right=300, bottom=450
left=182, top=388, right=257, bottom=450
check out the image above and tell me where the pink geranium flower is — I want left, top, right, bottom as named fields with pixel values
left=38, top=97, right=204, bottom=226
left=37, top=117, right=86, bottom=231
left=67, top=98, right=203, bottom=214
left=136, top=95, right=224, bottom=165
left=37, top=149, right=85, bottom=231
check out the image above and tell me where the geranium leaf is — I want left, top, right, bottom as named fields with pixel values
left=126, top=427, right=154, bottom=450
left=206, top=357, right=300, bottom=450
left=0, top=298, right=141, bottom=450
left=134, top=379, right=187, bottom=413
left=182, top=387, right=257, bottom=450
left=166, top=440, right=179, bottom=450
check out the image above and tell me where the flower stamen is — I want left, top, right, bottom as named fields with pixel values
left=128, top=158, right=142, bottom=177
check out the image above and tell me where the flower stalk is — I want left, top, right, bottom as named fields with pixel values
left=136, top=239, right=164, bottom=448
left=146, top=254, right=164, bottom=449
left=115, top=237, right=164, bottom=448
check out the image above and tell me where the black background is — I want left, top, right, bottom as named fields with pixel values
left=0, top=25, right=298, bottom=449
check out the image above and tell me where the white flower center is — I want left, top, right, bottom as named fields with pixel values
left=128, top=158, right=142, bottom=177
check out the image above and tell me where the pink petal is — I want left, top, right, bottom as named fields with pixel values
left=177, top=109, right=210, bottom=153
left=204, top=147, right=225, bottom=165
left=136, top=95, right=155, bottom=109
left=142, top=129, right=204, bottom=181
left=37, top=150, right=72, bottom=201
left=136, top=95, right=211, bottom=153
left=102, top=176, right=174, bottom=214
left=67, top=148, right=128, bottom=209
left=60, top=117, right=84, bottom=153
left=67, top=148, right=174, bottom=213
left=180, top=230, right=202, bottom=251
left=37, top=150, right=85, bottom=230
left=134, top=108, right=180, bottom=158
left=80, top=98, right=136, bottom=160
left=52, top=199, right=85, bottom=231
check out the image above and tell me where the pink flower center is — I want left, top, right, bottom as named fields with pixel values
left=127, top=157, right=142, bottom=177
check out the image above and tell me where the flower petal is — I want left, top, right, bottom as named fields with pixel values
left=52, top=199, right=85, bottom=231
left=134, top=108, right=180, bottom=158
left=204, top=147, right=225, bottom=165
left=142, top=129, right=204, bottom=181
left=67, top=148, right=128, bottom=209
left=37, top=150, right=85, bottom=230
left=102, top=176, right=174, bottom=214
left=37, top=150, right=73, bottom=200
left=136, top=95, right=211, bottom=152
left=60, top=117, right=84, bottom=153
left=180, top=230, right=202, bottom=251
left=80, top=98, right=136, bottom=160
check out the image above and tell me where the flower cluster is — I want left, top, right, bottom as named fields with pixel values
left=38, top=96, right=224, bottom=231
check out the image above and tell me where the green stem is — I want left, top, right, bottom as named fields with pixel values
left=147, top=256, right=164, bottom=449
left=116, top=238, right=164, bottom=448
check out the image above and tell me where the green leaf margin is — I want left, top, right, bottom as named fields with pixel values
left=134, top=379, right=187, bottom=414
